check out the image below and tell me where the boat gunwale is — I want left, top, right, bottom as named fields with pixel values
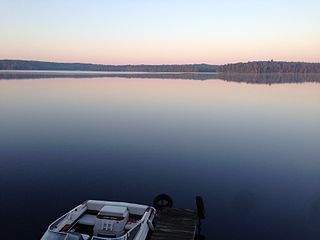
left=43, top=200, right=156, bottom=240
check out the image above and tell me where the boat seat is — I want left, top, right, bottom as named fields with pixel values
left=124, top=219, right=139, bottom=231
left=86, top=200, right=148, bottom=215
left=81, top=234, right=90, bottom=240
left=87, top=200, right=105, bottom=212
left=77, top=214, right=96, bottom=226
left=125, top=221, right=138, bottom=231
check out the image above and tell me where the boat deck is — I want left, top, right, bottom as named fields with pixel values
left=150, top=208, right=199, bottom=240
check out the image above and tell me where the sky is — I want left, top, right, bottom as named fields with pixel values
left=0, top=0, right=320, bottom=65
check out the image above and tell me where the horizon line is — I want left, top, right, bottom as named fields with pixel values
left=2, top=58, right=320, bottom=66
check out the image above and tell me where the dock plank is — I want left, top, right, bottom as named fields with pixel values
left=150, top=208, right=198, bottom=240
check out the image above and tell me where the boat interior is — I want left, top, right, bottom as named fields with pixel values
left=49, top=200, right=154, bottom=240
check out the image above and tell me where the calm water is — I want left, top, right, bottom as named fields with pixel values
left=0, top=72, right=320, bottom=239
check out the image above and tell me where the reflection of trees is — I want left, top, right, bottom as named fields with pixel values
left=216, top=73, right=320, bottom=84
left=1, top=71, right=320, bottom=84
left=0, top=72, right=219, bottom=80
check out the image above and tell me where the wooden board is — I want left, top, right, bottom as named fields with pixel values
left=150, top=208, right=198, bottom=240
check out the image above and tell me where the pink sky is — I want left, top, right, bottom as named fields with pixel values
left=1, top=1, right=320, bottom=65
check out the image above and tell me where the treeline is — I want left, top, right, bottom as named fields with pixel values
left=0, top=60, right=218, bottom=72
left=219, top=61, right=320, bottom=73
left=2, top=71, right=320, bottom=84
left=2, top=60, right=320, bottom=73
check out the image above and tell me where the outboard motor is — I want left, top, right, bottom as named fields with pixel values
left=93, top=205, right=129, bottom=238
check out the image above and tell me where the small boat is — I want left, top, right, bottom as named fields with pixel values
left=41, top=200, right=156, bottom=240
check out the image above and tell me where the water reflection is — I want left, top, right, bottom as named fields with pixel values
left=0, top=71, right=320, bottom=84
left=0, top=75, right=319, bottom=239
left=309, top=193, right=320, bottom=224
left=217, top=73, right=320, bottom=84
left=232, top=190, right=256, bottom=216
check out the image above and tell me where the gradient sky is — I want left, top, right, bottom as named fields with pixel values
left=0, top=0, right=320, bottom=64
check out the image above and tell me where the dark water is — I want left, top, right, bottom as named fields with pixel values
left=0, top=72, right=320, bottom=239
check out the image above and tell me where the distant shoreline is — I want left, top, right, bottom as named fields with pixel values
left=1, top=70, right=320, bottom=84
left=1, top=59, right=320, bottom=73
left=0, top=60, right=218, bottom=73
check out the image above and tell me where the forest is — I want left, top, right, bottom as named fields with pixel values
left=0, top=60, right=217, bottom=72
left=1, top=60, right=320, bottom=73
left=219, top=61, right=320, bottom=73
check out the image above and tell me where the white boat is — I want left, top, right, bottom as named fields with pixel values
left=41, top=200, right=156, bottom=240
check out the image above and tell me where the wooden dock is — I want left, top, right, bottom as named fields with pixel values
left=150, top=208, right=199, bottom=240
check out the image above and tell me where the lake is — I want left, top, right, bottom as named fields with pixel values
left=0, top=72, right=320, bottom=239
